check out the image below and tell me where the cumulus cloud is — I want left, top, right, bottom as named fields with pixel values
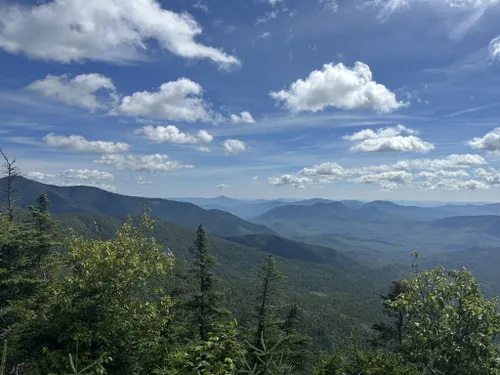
left=135, top=176, right=152, bottom=185
left=343, top=124, right=417, bottom=141
left=269, top=62, right=405, bottom=114
left=223, top=139, right=247, bottom=155
left=252, top=176, right=259, bottom=180
left=27, top=169, right=115, bottom=191
left=343, top=125, right=434, bottom=153
left=390, top=154, right=487, bottom=171
left=28, top=74, right=118, bottom=111
left=417, top=170, right=470, bottom=179
left=230, top=111, right=255, bottom=124
left=268, top=174, right=313, bottom=189
left=419, top=179, right=489, bottom=191
left=217, top=184, right=229, bottom=189
left=490, top=36, right=500, bottom=61
left=111, top=78, right=212, bottom=122
left=43, top=134, right=129, bottom=154
left=268, top=154, right=488, bottom=191
left=95, top=153, right=193, bottom=173
left=0, top=0, right=240, bottom=67
left=134, top=125, right=213, bottom=144
left=474, top=168, right=500, bottom=186
left=350, top=136, right=434, bottom=153
left=351, top=171, right=413, bottom=190
left=468, top=127, right=500, bottom=153
left=268, top=0, right=283, bottom=5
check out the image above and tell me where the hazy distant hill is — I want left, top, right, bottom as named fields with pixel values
left=0, top=177, right=275, bottom=238
left=361, top=200, right=455, bottom=220
left=253, top=201, right=500, bottom=263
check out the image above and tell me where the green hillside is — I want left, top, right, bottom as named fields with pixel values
left=1, top=177, right=275, bottom=237
left=54, top=212, right=390, bottom=349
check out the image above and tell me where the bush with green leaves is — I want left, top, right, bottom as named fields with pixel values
left=389, top=261, right=500, bottom=375
left=20, top=214, right=175, bottom=375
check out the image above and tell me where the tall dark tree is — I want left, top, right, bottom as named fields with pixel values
left=0, top=150, right=20, bottom=222
left=28, top=191, right=52, bottom=232
left=187, top=224, right=226, bottom=341
left=245, top=255, right=288, bottom=374
left=371, top=280, right=407, bottom=350
left=254, top=255, right=284, bottom=351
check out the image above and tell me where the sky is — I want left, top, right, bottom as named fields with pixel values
left=1, top=0, right=500, bottom=201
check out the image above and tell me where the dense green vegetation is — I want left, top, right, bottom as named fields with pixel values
left=2, top=170, right=500, bottom=374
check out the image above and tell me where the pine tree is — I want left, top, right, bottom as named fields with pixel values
left=254, top=255, right=284, bottom=351
left=0, top=150, right=20, bottom=223
left=371, top=280, right=406, bottom=349
left=246, top=255, right=286, bottom=374
left=187, top=224, right=227, bottom=341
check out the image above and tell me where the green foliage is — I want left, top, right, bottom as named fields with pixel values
left=162, top=320, right=245, bottom=375
left=21, top=214, right=175, bottom=374
left=245, top=256, right=310, bottom=375
left=312, top=346, right=418, bottom=375
left=389, top=264, right=500, bottom=375
left=187, top=224, right=228, bottom=341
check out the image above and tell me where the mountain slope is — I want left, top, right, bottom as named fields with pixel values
left=1, top=177, right=275, bottom=237
left=361, top=200, right=454, bottom=220
left=225, top=233, right=360, bottom=269
left=54, top=212, right=388, bottom=349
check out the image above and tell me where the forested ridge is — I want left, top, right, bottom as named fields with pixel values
left=2, top=152, right=500, bottom=375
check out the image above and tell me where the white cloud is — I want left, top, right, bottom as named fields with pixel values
left=468, top=127, right=500, bottom=153
left=27, top=172, right=56, bottom=182
left=252, top=176, right=259, bottom=180
left=351, top=171, right=413, bottom=190
left=268, top=154, right=488, bottom=191
left=230, top=111, right=255, bottom=124
left=268, top=0, right=283, bottom=5
left=343, top=125, right=434, bottom=153
left=135, top=176, right=153, bottom=185
left=350, top=135, right=435, bottom=153
left=390, top=154, right=487, bottom=171
left=110, top=78, right=212, bottom=122
left=28, top=74, right=118, bottom=111
left=419, top=179, right=489, bottom=191
left=367, top=0, right=500, bottom=21
left=490, top=36, right=500, bottom=61
left=134, top=125, right=213, bottom=144
left=217, top=183, right=229, bottom=189
left=269, top=174, right=313, bottom=189
left=27, top=169, right=115, bottom=191
left=269, top=62, right=405, bottom=114
left=197, top=146, right=212, bottom=152
left=474, top=168, right=500, bottom=186
left=0, top=0, right=240, bottom=68
left=43, top=134, right=129, bottom=154
left=342, top=124, right=417, bottom=141
left=342, top=125, right=434, bottom=153
left=417, top=170, right=470, bottom=179
left=192, top=0, right=209, bottom=13
left=223, top=139, right=247, bottom=155
left=95, top=153, right=193, bottom=173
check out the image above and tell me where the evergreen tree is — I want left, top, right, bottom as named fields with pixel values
left=187, top=224, right=227, bottom=342
left=253, top=255, right=284, bottom=353
left=371, top=280, right=406, bottom=349
left=0, top=149, right=20, bottom=223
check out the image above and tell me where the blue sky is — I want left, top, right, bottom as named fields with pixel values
left=1, top=0, right=500, bottom=201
